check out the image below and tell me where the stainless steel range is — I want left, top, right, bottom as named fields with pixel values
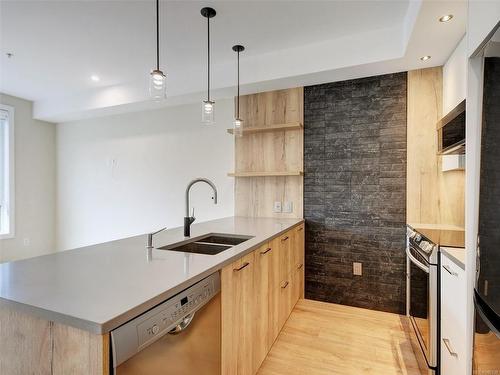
left=406, top=225, right=440, bottom=375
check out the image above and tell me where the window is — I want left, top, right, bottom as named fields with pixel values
left=0, top=105, right=14, bottom=238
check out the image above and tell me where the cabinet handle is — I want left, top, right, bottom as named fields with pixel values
left=297, top=263, right=304, bottom=270
left=297, top=227, right=304, bottom=232
left=234, top=262, right=250, bottom=272
left=260, top=247, right=272, bottom=255
left=281, top=281, right=289, bottom=289
left=281, top=236, right=289, bottom=242
left=443, top=338, right=458, bottom=356
left=443, top=264, right=458, bottom=276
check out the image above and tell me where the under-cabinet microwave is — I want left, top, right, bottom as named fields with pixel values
left=437, top=99, right=465, bottom=155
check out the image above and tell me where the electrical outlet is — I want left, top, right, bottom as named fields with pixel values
left=353, top=262, right=362, bottom=276
left=23, top=238, right=30, bottom=247
left=283, top=201, right=293, bottom=213
left=273, top=201, right=282, bottom=213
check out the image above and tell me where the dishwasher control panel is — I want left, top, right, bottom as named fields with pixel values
left=111, top=272, right=220, bottom=368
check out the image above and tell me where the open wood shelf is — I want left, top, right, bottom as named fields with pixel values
left=227, top=122, right=303, bottom=135
left=228, top=171, right=303, bottom=177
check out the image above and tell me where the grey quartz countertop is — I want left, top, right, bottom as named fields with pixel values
left=440, top=246, right=466, bottom=270
left=0, top=216, right=303, bottom=334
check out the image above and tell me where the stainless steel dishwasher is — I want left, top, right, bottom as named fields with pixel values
left=111, top=272, right=221, bottom=375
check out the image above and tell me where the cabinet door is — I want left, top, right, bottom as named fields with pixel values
left=253, top=242, right=277, bottom=370
left=277, top=274, right=293, bottom=331
left=278, top=231, right=293, bottom=282
left=221, top=251, right=255, bottom=375
left=440, top=254, right=466, bottom=375
left=292, top=224, right=305, bottom=301
left=291, top=263, right=304, bottom=307
left=292, top=224, right=305, bottom=270
left=267, top=237, right=281, bottom=345
left=277, top=228, right=296, bottom=331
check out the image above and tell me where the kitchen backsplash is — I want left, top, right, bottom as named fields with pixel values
left=304, top=72, right=407, bottom=314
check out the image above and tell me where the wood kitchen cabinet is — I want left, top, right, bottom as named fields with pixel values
left=221, top=224, right=304, bottom=375
left=221, top=251, right=256, bottom=375
left=277, top=231, right=294, bottom=331
left=0, top=306, right=109, bottom=375
left=277, top=224, right=305, bottom=334
left=291, top=224, right=305, bottom=302
left=278, top=231, right=293, bottom=283
left=253, top=240, right=280, bottom=370
left=277, top=272, right=294, bottom=331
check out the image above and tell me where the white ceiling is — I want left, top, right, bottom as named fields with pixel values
left=0, top=0, right=467, bottom=123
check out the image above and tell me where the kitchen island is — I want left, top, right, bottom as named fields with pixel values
left=0, top=216, right=304, bottom=375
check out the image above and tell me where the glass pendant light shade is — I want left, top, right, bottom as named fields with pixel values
left=233, top=118, right=243, bottom=137
left=202, top=100, right=215, bottom=124
left=150, top=69, right=166, bottom=100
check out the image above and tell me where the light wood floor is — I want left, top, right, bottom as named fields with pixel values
left=257, top=299, right=422, bottom=375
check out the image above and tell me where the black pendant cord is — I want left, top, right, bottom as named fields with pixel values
left=156, top=0, right=159, bottom=70
left=236, top=49, right=240, bottom=119
left=232, top=45, right=244, bottom=119
left=200, top=7, right=216, bottom=102
left=207, top=15, right=210, bottom=101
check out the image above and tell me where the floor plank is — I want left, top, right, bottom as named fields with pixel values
left=257, top=299, right=422, bottom=375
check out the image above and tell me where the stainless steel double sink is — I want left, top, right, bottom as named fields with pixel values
left=157, top=233, right=253, bottom=255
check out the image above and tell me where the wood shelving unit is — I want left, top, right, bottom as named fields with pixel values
left=227, top=122, right=303, bottom=135
left=232, top=87, right=304, bottom=218
left=228, top=171, right=303, bottom=177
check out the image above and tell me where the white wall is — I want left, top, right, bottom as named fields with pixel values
left=56, top=99, right=234, bottom=250
left=443, top=35, right=467, bottom=114
left=0, top=94, right=57, bottom=262
left=467, top=0, right=500, bottom=57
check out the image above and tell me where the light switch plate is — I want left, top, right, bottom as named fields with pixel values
left=353, top=262, right=362, bottom=276
left=283, top=201, right=293, bottom=213
left=273, top=201, right=282, bottom=213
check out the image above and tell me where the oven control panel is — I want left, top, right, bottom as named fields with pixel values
left=111, top=272, right=220, bottom=368
left=407, top=225, right=439, bottom=264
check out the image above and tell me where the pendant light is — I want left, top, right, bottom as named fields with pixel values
left=201, top=7, right=216, bottom=124
left=149, top=0, right=166, bottom=100
left=232, top=45, right=245, bottom=137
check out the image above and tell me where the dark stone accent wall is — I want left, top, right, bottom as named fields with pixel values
left=478, top=57, right=500, bottom=311
left=304, top=73, right=407, bottom=314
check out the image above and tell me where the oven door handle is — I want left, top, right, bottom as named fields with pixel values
left=406, top=246, right=430, bottom=273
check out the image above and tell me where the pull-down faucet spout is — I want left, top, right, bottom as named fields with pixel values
left=184, top=178, right=218, bottom=237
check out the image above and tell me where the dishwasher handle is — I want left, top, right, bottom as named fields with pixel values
left=169, top=313, right=195, bottom=334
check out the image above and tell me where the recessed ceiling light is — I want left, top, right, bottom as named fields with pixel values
left=420, top=55, right=431, bottom=61
left=439, top=14, right=454, bottom=22
left=90, top=75, right=100, bottom=82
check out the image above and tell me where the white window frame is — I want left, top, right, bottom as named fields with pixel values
left=0, top=104, right=15, bottom=239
